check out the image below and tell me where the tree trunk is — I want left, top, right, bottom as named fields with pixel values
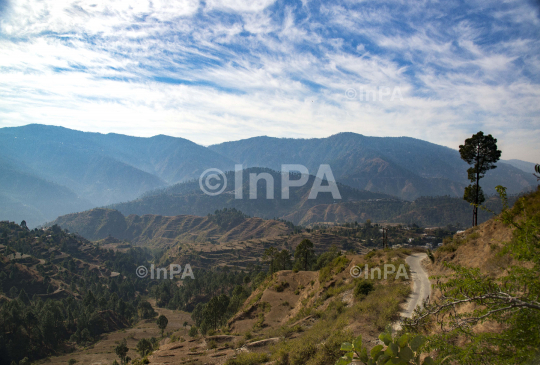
left=474, top=144, right=480, bottom=226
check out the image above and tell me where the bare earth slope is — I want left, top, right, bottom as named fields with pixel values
left=48, top=208, right=292, bottom=247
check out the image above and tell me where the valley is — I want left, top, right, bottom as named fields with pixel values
left=2, top=188, right=540, bottom=365
left=3, top=0, right=540, bottom=362
left=0, top=125, right=538, bottom=365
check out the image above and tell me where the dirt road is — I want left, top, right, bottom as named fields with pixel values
left=403, top=252, right=431, bottom=317
left=393, top=253, right=431, bottom=332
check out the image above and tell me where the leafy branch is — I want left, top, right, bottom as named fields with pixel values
left=336, top=332, right=435, bottom=365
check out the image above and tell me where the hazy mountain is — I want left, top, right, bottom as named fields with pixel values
left=2, top=125, right=535, bottom=228
left=503, top=159, right=537, bottom=174
left=0, top=156, right=92, bottom=227
left=209, top=133, right=537, bottom=200
left=0, top=124, right=236, bottom=221
left=107, top=167, right=392, bottom=221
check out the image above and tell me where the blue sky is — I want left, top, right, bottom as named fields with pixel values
left=0, top=0, right=539, bottom=161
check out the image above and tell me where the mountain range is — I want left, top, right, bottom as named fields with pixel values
left=209, top=133, right=536, bottom=200
left=0, top=124, right=536, bottom=227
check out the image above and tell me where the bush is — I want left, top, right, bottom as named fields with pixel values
left=336, top=332, right=432, bottom=365
left=136, top=338, right=154, bottom=357
left=207, top=340, right=217, bottom=349
left=68, top=360, right=77, bottom=365
left=274, top=281, right=290, bottom=292
left=225, top=352, right=269, bottom=365
left=260, top=301, right=272, bottom=312
left=188, top=326, right=198, bottom=337
left=354, top=281, right=374, bottom=298
left=253, top=313, right=265, bottom=329
left=365, top=250, right=377, bottom=260
left=319, top=256, right=350, bottom=282
left=273, top=324, right=352, bottom=365
left=351, top=282, right=410, bottom=330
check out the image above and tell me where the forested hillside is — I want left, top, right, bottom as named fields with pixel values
left=108, top=168, right=392, bottom=223
left=101, top=167, right=515, bottom=227
left=0, top=221, right=152, bottom=365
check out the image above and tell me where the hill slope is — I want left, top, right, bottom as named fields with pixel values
left=108, top=167, right=393, bottom=224
left=106, top=168, right=513, bottom=227
left=48, top=208, right=292, bottom=247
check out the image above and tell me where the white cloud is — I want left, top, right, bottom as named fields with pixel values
left=0, top=0, right=539, bottom=162
left=205, top=0, right=277, bottom=12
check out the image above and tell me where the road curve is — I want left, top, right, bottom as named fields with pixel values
left=403, top=253, right=431, bottom=318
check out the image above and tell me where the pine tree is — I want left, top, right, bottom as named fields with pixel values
left=459, top=131, right=501, bottom=226
left=156, top=315, right=168, bottom=337
left=294, top=239, right=315, bottom=271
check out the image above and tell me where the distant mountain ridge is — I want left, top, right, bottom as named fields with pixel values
left=503, top=159, right=537, bottom=174
left=209, top=133, right=536, bottom=200
left=0, top=155, right=93, bottom=226
left=0, top=124, right=236, bottom=226
left=1, top=124, right=537, bottom=227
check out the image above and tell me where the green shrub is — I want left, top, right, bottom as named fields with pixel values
left=319, top=256, right=351, bottom=282
left=335, top=332, right=433, bottom=365
left=274, top=281, right=289, bottom=292
left=351, top=282, right=411, bottom=330
left=260, top=301, right=272, bottom=313
left=253, top=313, right=265, bottom=329
left=354, top=281, right=374, bottom=297
left=365, top=250, right=377, bottom=260
left=225, top=352, right=269, bottom=365
left=188, top=326, right=198, bottom=337
left=272, top=321, right=351, bottom=365
left=246, top=292, right=264, bottom=308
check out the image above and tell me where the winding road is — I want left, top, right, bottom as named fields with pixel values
left=393, top=253, right=431, bottom=332
left=403, top=253, right=431, bottom=317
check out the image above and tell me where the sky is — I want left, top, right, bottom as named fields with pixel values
left=0, top=0, right=539, bottom=161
